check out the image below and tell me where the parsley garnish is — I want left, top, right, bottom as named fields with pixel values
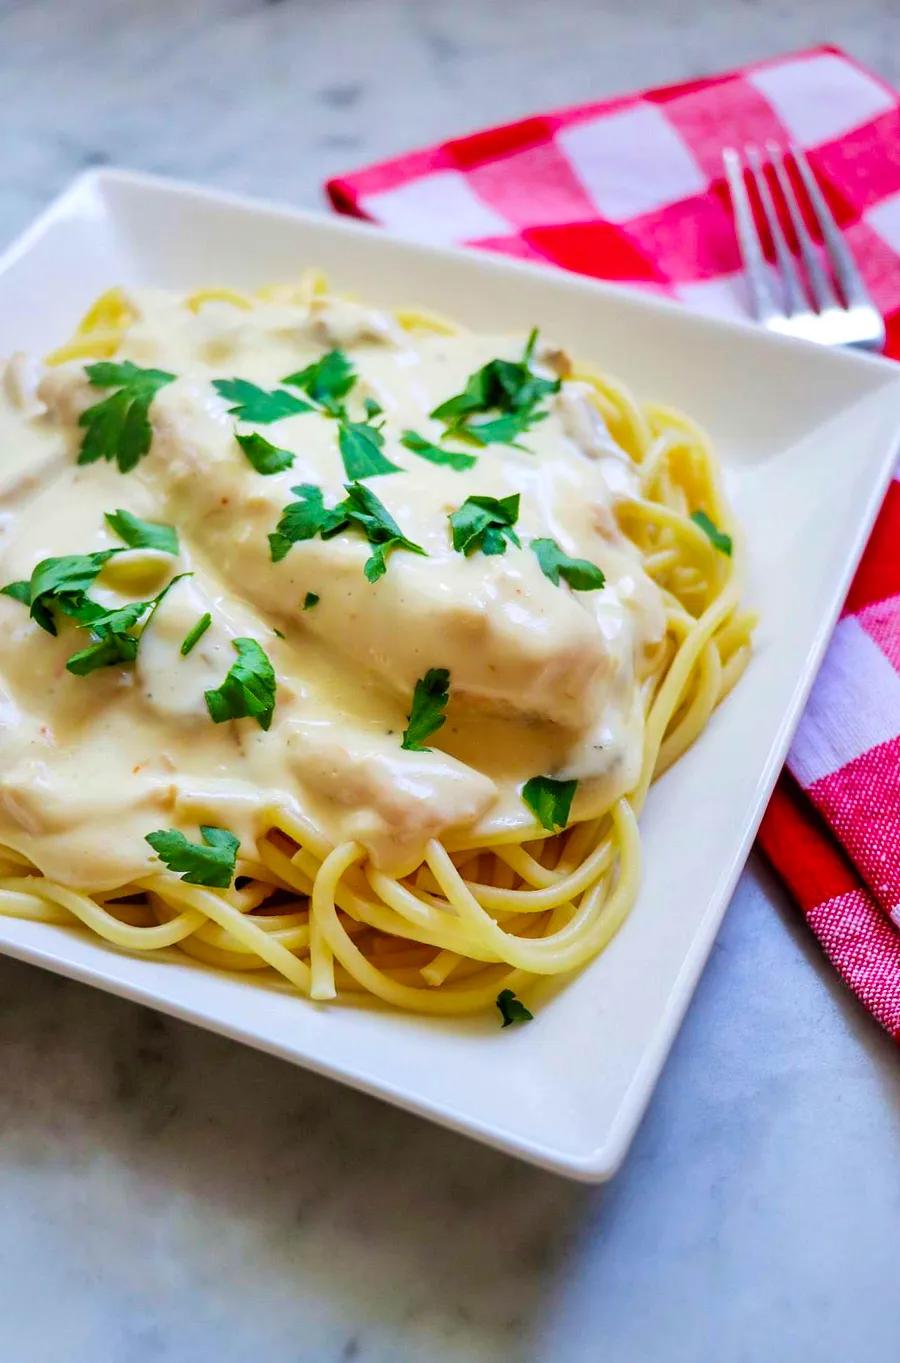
left=449, top=494, right=520, bottom=557
left=145, top=825, right=240, bottom=888
left=691, top=510, right=732, bottom=557
left=3, top=550, right=123, bottom=635
left=219, top=352, right=401, bottom=479
left=64, top=601, right=145, bottom=674
left=65, top=637, right=136, bottom=674
left=204, top=637, right=276, bottom=731
left=457, top=411, right=546, bottom=448
left=430, top=329, right=559, bottom=448
left=0, top=580, right=30, bottom=606
left=401, top=668, right=450, bottom=751
left=521, top=775, right=577, bottom=832
left=212, top=378, right=311, bottom=424
left=64, top=574, right=189, bottom=676
left=282, top=350, right=356, bottom=416
left=79, top=361, right=176, bottom=472
left=496, top=989, right=534, bottom=1027
left=337, top=483, right=426, bottom=582
left=338, top=419, right=400, bottom=479
left=180, top=612, right=212, bottom=656
left=2, top=549, right=186, bottom=671
left=531, top=538, right=605, bottom=591
left=105, top=508, right=179, bottom=555
left=302, top=592, right=319, bottom=610
left=282, top=350, right=400, bottom=479
left=400, top=430, right=477, bottom=472
left=234, top=430, right=294, bottom=476
left=269, top=484, right=332, bottom=563
left=269, top=482, right=425, bottom=582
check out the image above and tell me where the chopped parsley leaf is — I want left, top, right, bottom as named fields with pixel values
left=521, top=775, right=578, bottom=832
left=302, top=592, right=319, bottom=610
left=145, top=825, right=240, bottom=888
left=234, top=430, right=294, bottom=476
left=337, top=482, right=426, bottom=582
left=400, top=430, right=477, bottom=472
left=451, top=408, right=548, bottom=449
left=496, top=989, right=534, bottom=1028
left=66, top=625, right=140, bottom=675
left=691, top=510, right=733, bottom=557
left=282, top=349, right=356, bottom=416
left=79, top=361, right=176, bottom=472
left=180, top=612, right=212, bottom=656
left=3, top=550, right=123, bottom=636
left=4, top=548, right=188, bottom=672
left=105, top=508, right=179, bottom=555
left=449, top=494, right=520, bottom=557
left=64, top=574, right=190, bottom=676
left=281, top=350, right=399, bottom=478
left=270, top=481, right=425, bottom=582
left=269, top=485, right=332, bottom=563
left=531, top=538, right=605, bottom=591
left=430, top=330, right=559, bottom=448
left=212, top=378, right=311, bottom=424
left=204, top=637, right=276, bottom=731
left=338, top=418, right=401, bottom=479
left=401, top=668, right=450, bottom=752
left=0, top=580, right=32, bottom=606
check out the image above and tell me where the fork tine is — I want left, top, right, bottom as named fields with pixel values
left=744, top=144, right=807, bottom=316
left=789, top=144, right=873, bottom=308
left=722, top=147, right=779, bottom=321
left=765, top=141, right=837, bottom=313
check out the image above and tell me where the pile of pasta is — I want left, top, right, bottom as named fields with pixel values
left=0, top=276, right=755, bottom=1016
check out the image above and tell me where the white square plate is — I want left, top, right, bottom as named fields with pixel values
left=1, top=169, right=898, bottom=1180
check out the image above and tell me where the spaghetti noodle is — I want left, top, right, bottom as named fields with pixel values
left=0, top=275, right=754, bottom=1016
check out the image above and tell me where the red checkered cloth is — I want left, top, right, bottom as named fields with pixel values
left=326, top=46, right=900, bottom=1041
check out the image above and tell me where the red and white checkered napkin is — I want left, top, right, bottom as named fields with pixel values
left=326, top=46, right=900, bottom=1040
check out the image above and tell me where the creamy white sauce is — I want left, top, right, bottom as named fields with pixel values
left=0, top=292, right=666, bottom=887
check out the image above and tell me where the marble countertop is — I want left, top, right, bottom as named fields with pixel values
left=1, top=3, right=899, bottom=1360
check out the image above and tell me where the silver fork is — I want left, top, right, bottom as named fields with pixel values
left=722, top=142, right=885, bottom=352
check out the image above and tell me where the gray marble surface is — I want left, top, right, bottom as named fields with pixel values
left=1, top=3, right=899, bottom=1360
